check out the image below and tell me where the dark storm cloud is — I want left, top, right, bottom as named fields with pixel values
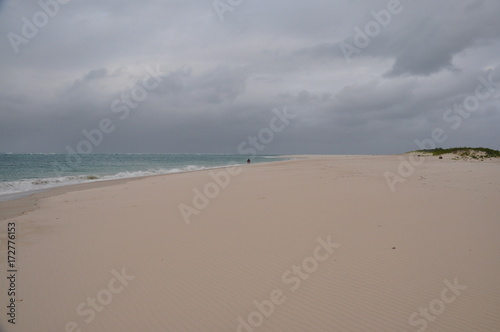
left=383, top=0, right=500, bottom=76
left=0, top=0, right=498, bottom=154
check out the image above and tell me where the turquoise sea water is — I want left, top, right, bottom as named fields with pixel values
left=0, top=154, right=284, bottom=201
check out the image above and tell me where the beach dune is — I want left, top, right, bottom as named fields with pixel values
left=1, top=155, right=499, bottom=331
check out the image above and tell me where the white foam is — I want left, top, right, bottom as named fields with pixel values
left=0, top=165, right=215, bottom=202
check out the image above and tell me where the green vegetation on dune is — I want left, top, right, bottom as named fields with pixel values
left=414, top=147, right=500, bottom=159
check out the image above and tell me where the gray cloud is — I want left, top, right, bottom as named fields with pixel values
left=0, top=0, right=499, bottom=154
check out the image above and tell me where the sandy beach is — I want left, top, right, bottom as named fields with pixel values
left=1, top=155, right=499, bottom=332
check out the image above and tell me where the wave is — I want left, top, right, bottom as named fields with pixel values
left=0, top=164, right=223, bottom=201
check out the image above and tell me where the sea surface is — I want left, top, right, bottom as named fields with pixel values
left=0, top=153, right=285, bottom=202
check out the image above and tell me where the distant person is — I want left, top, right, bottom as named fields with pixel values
left=247, top=158, right=251, bottom=164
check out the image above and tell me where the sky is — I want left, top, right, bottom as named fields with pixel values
left=0, top=0, right=499, bottom=154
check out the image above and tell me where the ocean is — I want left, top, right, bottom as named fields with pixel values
left=0, top=153, right=285, bottom=202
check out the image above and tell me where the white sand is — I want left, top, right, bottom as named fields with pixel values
left=1, top=155, right=499, bottom=331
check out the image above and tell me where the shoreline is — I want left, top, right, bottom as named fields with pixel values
left=0, top=153, right=292, bottom=205
left=0, top=176, right=143, bottom=221
left=0, top=156, right=297, bottom=221
left=2, top=153, right=497, bottom=222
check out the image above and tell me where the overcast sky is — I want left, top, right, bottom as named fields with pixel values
left=1, top=0, right=499, bottom=154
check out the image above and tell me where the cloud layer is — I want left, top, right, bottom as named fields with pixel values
left=1, top=0, right=499, bottom=154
